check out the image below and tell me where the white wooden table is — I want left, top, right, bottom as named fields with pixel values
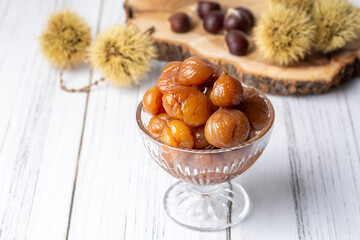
left=0, top=0, right=359, bottom=239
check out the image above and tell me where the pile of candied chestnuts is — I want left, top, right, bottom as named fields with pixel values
left=168, top=1, right=255, bottom=56
left=142, top=56, right=270, bottom=150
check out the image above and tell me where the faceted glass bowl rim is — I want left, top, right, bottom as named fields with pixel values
left=136, top=84, right=275, bottom=154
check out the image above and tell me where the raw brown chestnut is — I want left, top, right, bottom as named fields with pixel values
left=179, top=56, right=220, bottom=86
left=168, top=13, right=191, bottom=33
left=197, top=1, right=221, bottom=19
left=203, top=10, right=225, bottom=34
left=224, top=8, right=251, bottom=32
left=210, top=71, right=244, bottom=107
left=205, top=108, right=250, bottom=148
left=225, top=30, right=249, bottom=56
left=235, top=7, right=255, bottom=27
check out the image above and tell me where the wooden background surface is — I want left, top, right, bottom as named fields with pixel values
left=0, top=0, right=359, bottom=239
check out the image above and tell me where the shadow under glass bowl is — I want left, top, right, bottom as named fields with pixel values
left=136, top=84, right=275, bottom=231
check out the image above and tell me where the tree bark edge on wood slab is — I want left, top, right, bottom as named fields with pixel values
left=124, top=1, right=360, bottom=95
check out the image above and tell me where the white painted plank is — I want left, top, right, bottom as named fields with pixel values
left=67, top=0, right=360, bottom=239
left=234, top=1, right=360, bottom=239
left=283, top=90, right=360, bottom=240
left=229, top=96, right=299, bottom=240
left=68, top=60, right=225, bottom=240
left=66, top=0, right=225, bottom=239
left=0, top=0, right=101, bottom=239
left=231, top=82, right=360, bottom=239
left=0, top=0, right=359, bottom=239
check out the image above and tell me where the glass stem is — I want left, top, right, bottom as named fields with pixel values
left=189, top=184, right=219, bottom=194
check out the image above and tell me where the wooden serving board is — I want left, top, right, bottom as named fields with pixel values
left=124, top=0, right=360, bottom=95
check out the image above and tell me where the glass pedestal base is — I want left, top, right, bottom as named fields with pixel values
left=163, top=181, right=250, bottom=231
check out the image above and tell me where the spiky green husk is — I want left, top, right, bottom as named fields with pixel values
left=40, top=9, right=91, bottom=69
left=270, top=0, right=313, bottom=11
left=254, top=3, right=316, bottom=66
left=89, top=25, right=157, bottom=86
left=313, top=0, right=359, bottom=53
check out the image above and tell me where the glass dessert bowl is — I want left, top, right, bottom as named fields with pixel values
left=136, top=84, right=275, bottom=231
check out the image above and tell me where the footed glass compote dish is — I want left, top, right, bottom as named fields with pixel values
left=136, top=84, right=274, bottom=231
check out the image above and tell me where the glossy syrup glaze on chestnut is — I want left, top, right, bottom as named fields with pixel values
left=142, top=86, right=165, bottom=115
left=147, top=113, right=172, bottom=139
left=192, top=126, right=212, bottom=149
left=238, top=88, right=270, bottom=131
left=179, top=56, right=220, bottom=86
left=210, top=71, right=244, bottom=107
left=205, top=108, right=250, bottom=148
left=142, top=57, right=271, bottom=151
left=161, top=120, right=194, bottom=149
left=157, top=61, right=183, bottom=94
left=162, top=86, right=212, bottom=127
left=138, top=57, right=274, bottom=185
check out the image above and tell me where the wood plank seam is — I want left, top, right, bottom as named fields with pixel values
left=65, top=71, right=92, bottom=240
left=226, top=182, right=233, bottom=240
left=342, top=93, right=360, bottom=212
left=283, top=100, right=306, bottom=240
left=65, top=0, right=105, bottom=238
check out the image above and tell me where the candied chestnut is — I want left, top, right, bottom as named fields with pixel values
left=204, top=87, right=219, bottom=111
left=197, top=1, right=221, bottom=19
left=185, top=153, right=216, bottom=170
left=225, top=30, right=249, bottom=56
left=224, top=8, right=251, bottom=32
left=168, top=13, right=191, bottom=33
left=147, top=113, right=172, bottom=139
left=210, top=71, right=244, bottom=107
left=192, top=126, right=212, bottom=149
left=161, top=120, right=194, bottom=149
left=157, top=61, right=183, bottom=94
left=203, top=10, right=225, bottom=34
left=238, top=88, right=269, bottom=131
left=235, top=7, right=255, bottom=27
left=142, top=85, right=165, bottom=115
left=205, top=108, right=250, bottom=148
left=179, top=56, right=220, bottom=86
left=162, top=86, right=212, bottom=127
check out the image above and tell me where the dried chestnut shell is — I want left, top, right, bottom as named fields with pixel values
left=197, top=1, right=221, bottom=19
left=168, top=13, right=191, bottom=33
left=225, top=30, right=249, bottom=56
left=203, top=10, right=225, bottom=34
left=224, top=8, right=251, bottom=32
